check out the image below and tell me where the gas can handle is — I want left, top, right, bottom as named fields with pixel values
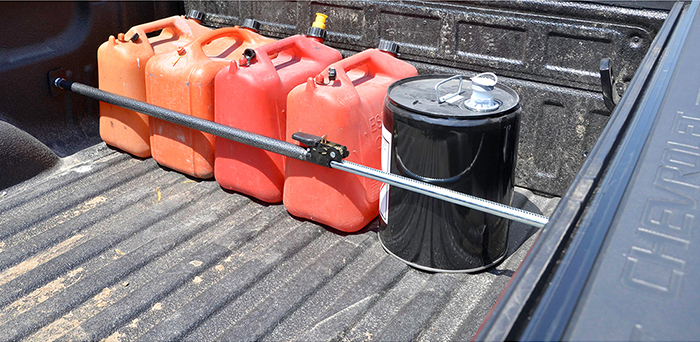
left=320, top=52, right=376, bottom=85
left=333, top=51, right=388, bottom=79
left=325, top=48, right=416, bottom=86
left=435, top=75, right=463, bottom=104
left=336, top=54, right=372, bottom=74
left=127, top=16, right=192, bottom=46
left=250, top=36, right=314, bottom=69
left=258, top=37, right=308, bottom=60
left=188, top=27, right=252, bottom=59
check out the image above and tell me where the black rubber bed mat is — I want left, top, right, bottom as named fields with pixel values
left=0, top=143, right=558, bottom=341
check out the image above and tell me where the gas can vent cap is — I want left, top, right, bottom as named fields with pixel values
left=464, top=72, right=501, bottom=112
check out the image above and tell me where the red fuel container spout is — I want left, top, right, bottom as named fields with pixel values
left=284, top=41, right=418, bottom=232
left=214, top=14, right=341, bottom=203
left=146, top=26, right=275, bottom=179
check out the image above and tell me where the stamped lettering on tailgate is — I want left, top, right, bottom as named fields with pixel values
left=622, top=111, right=700, bottom=297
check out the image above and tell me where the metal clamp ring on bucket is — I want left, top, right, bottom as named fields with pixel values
left=435, top=75, right=463, bottom=104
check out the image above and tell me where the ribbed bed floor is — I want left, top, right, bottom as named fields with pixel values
left=0, top=143, right=559, bottom=342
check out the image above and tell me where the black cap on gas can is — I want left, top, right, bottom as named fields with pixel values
left=379, top=73, right=521, bottom=272
left=185, top=10, right=204, bottom=23
left=377, top=39, right=399, bottom=56
left=241, top=18, right=261, bottom=32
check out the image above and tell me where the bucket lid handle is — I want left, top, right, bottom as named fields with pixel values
left=435, top=75, right=463, bottom=104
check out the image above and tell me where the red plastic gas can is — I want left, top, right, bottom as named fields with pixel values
left=284, top=42, right=418, bottom=232
left=146, top=27, right=275, bottom=178
left=214, top=20, right=342, bottom=203
left=97, top=13, right=210, bottom=158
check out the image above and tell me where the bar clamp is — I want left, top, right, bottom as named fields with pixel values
left=293, top=132, right=349, bottom=167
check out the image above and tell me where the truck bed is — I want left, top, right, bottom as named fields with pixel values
left=0, top=143, right=558, bottom=341
left=0, top=1, right=673, bottom=340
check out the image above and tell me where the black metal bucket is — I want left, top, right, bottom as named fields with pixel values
left=379, top=74, right=521, bottom=272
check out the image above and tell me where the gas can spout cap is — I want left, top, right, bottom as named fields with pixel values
left=465, top=72, right=500, bottom=112
left=312, top=13, right=328, bottom=30
left=307, top=13, right=328, bottom=41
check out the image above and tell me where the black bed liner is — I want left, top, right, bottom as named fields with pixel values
left=0, top=144, right=558, bottom=341
left=185, top=0, right=667, bottom=197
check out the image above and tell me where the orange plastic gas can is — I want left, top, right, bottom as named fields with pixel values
left=284, top=42, right=418, bottom=232
left=214, top=15, right=342, bottom=203
left=97, top=13, right=213, bottom=158
left=146, top=27, right=275, bottom=178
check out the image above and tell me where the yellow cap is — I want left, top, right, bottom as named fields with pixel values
left=312, top=13, right=328, bottom=30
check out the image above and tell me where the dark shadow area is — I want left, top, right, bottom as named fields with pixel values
left=0, top=2, right=180, bottom=159
left=487, top=268, right=516, bottom=277
left=218, top=185, right=276, bottom=208
left=0, top=121, right=59, bottom=190
left=103, top=144, right=151, bottom=161
left=287, top=212, right=379, bottom=237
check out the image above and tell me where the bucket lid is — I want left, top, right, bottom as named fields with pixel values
left=387, top=74, right=520, bottom=118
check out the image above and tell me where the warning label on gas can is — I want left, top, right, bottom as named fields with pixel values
left=379, top=125, right=391, bottom=223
